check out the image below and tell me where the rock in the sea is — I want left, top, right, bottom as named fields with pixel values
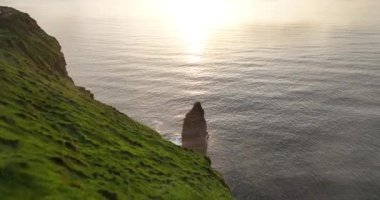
left=182, top=102, right=209, bottom=154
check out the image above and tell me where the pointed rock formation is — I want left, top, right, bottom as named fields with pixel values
left=182, top=102, right=209, bottom=154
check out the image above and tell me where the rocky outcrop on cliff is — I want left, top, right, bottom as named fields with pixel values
left=0, top=6, right=231, bottom=199
left=182, top=102, right=209, bottom=154
left=0, top=6, right=70, bottom=79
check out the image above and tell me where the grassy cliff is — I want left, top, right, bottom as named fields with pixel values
left=0, top=6, right=232, bottom=200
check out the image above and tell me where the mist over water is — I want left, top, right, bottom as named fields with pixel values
left=3, top=0, right=380, bottom=199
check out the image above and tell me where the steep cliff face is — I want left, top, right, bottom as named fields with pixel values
left=0, top=6, right=70, bottom=78
left=0, top=6, right=231, bottom=200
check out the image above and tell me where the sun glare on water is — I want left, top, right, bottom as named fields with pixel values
left=165, top=0, right=236, bottom=62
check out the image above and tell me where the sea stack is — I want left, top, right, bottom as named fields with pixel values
left=182, top=102, right=209, bottom=154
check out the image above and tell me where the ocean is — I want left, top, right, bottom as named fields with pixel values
left=2, top=0, right=380, bottom=199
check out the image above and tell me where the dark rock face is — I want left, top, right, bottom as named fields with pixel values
left=53, top=51, right=69, bottom=78
left=0, top=6, right=17, bottom=18
left=182, top=102, right=209, bottom=154
left=0, top=6, right=71, bottom=81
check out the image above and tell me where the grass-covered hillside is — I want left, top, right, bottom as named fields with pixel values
left=0, top=6, right=231, bottom=200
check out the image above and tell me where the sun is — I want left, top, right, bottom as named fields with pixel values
left=165, top=0, right=235, bottom=62
left=166, top=0, right=234, bottom=29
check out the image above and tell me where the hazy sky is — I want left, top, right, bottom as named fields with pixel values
left=84, top=0, right=380, bottom=23
left=3, top=0, right=380, bottom=25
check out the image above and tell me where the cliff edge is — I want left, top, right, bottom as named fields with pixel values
left=0, top=6, right=231, bottom=199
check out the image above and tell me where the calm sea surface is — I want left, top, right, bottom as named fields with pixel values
left=3, top=1, right=380, bottom=199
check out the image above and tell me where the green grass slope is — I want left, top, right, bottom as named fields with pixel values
left=0, top=6, right=232, bottom=200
